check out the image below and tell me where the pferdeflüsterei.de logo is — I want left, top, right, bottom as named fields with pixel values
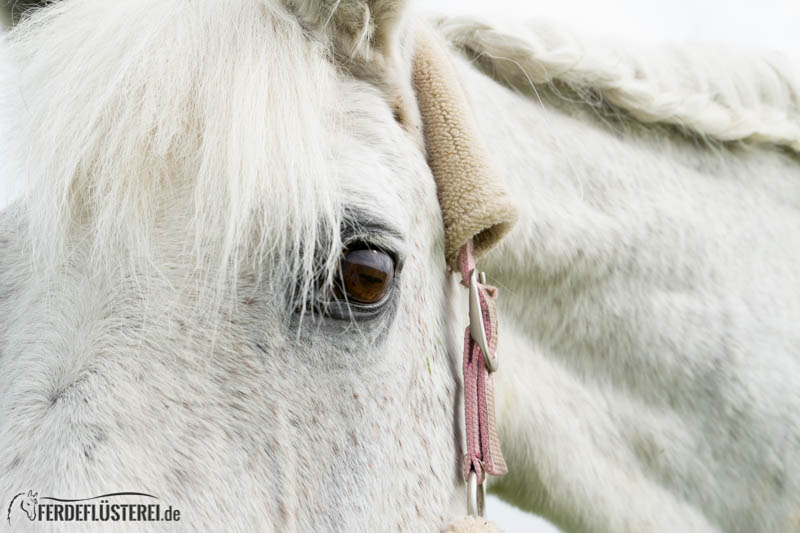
left=7, top=491, right=181, bottom=524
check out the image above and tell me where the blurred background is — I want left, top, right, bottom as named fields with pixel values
left=429, top=0, right=800, bottom=50
left=2, top=1, right=800, bottom=531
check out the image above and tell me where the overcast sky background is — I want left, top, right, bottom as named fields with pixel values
left=2, top=2, right=800, bottom=531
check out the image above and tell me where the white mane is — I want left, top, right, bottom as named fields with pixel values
left=435, top=17, right=800, bottom=154
left=8, top=0, right=345, bottom=311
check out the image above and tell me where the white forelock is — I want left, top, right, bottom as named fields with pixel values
left=7, top=0, right=344, bottom=313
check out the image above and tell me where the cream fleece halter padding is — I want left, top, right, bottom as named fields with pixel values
left=411, top=26, right=515, bottom=533
left=442, top=516, right=503, bottom=533
left=411, top=26, right=519, bottom=271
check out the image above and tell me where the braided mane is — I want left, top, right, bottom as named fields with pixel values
left=436, top=17, right=800, bottom=154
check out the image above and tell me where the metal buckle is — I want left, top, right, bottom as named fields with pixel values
left=468, top=270, right=499, bottom=372
left=466, top=470, right=487, bottom=517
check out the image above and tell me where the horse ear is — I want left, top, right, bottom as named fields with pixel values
left=285, top=0, right=422, bottom=136
left=285, top=0, right=409, bottom=59
left=2, top=0, right=50, bottom=26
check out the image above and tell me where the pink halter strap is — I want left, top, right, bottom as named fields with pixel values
left=458, top=241, right=508, bottom=491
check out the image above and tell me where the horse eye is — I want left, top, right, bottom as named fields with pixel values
left=336, top=248, right=395, bottom=305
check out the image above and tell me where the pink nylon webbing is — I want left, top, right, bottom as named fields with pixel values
left=459, top=241, right=508, bottom=485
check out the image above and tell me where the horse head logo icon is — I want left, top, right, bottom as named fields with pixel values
left=7, top=490, right=38, bottom=523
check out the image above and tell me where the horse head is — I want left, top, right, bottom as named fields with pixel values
left=6, top=1, right=798, bottom=532
left=0, top=0, right=514, bottom=530
left=20, top=491, right=37, bottom=521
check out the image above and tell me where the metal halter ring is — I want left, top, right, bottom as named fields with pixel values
left=466, top=470, right=487, bottom=517
left=468, top=270, right=499, bottom=372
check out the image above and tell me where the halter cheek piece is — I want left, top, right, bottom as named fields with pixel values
left=459, top=240, right=507, bottom=517
left=411, top=25, right=518, bottom=519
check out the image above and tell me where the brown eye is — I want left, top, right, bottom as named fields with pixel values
left=337, top=248, right=395, bottom=305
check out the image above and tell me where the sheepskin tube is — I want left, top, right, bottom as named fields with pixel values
left=411, top=25, right=518, bottom=270
left=442, top=516, right=504, bottom=533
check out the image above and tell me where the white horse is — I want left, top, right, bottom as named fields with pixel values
left=1, top=1, right=799, bottom=532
